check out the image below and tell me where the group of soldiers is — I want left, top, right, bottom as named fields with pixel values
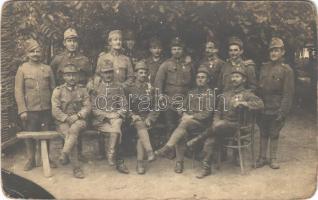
left=15, top=27, right=294, bottom=179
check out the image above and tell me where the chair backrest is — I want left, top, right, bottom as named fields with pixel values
left=237, top=106, right=256, bottom=135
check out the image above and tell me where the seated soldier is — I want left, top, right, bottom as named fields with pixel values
left=124, top=61, right=159, bottom=174
left=155, top=67, right=213, bottom=173
left=187, top=67, right=264, bottom=178
left=51, top=64, right=91, bottom=179
left=86, top=60, right=129, bottom=174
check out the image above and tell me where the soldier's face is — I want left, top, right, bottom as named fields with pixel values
left=126, top=40, right=135, bottom=50
left=109, top=35, right=122, bottom=50
left=150, top=46, right=162, bottom=58
left=64, top=38, right=78, bottom=52
left=196, top=72, right=209, bottom=87
left=205, top=42, right=218, bottom=57
left=231, top=73, right=245, bottom=87
left=136, top=69, right=148, bottom=82
left=171, top=46, right=183, bottom=59
left=229, top=45, right=243, bottom=60
left=63, top=72, right=79, bottom=86
left=101, top=71, right=114, bottom=82
left=270, top=47, right=285, bottom=61
left=27, top=47, right=42, bottom=62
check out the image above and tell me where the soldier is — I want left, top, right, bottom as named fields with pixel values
left=123, top=29, right=145, bottom=66
left=154, top=36, right=194, bottom=159
left=219, top=36, right=256, bottom=92
left=50, top=28, right=92, bottom=85
left=187, top=67, right=264, bottom=178
left=51, top=64, right=91, bottom=178
left=155, top=67, right=213, bottom=173
left=15, top=38, right=56, bottom=171
left=96, top=30, right=134, bottom=86
left=87, top=60, right=129, bottom=174
left=256, top=37, right=295, bottom=169
left=145, top=37, right=165, bottom=86
left=124, top=61, right=159, bottom=174
left=199, top=38, right=227, bottom=89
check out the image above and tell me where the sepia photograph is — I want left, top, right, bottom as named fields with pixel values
left=1, top=0, right=317, bottom=199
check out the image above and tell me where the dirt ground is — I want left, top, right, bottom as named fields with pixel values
left=1, top=107, right=317, bottom=200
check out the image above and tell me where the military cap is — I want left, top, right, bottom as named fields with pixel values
left=269, top=37, right=284, bottom=49
left=228, top=36, right=243, bottom=48
left=231, top=67, right=247, bottom=77
left=108, top=30, right=122, bottom=40
left=62, top=63, right=79, bottom=73
left=135, top=61, right=148, bottom=71
left=124, top=30, right=136, bottom=40
left=24, top=38, right=40, bottom=52
left=197, top=67, right=210, bottom=76
left=100, top=60, right=114, bottom=72
left=149, top=37, right=162, bottom=48
left=170, top=36, right=185, bottom=47
left=64, top=28, right=78, bottom=40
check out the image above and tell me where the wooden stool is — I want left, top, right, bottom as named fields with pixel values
left=17, top=131, right=60, bottom=177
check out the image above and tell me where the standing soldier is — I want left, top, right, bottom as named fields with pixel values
left=51, top=64, right=91, bottom=178
left=256, top=37, right=295, bottom=169
left=124, top=61, right=159, bottom=174
left=155, top=67, right=213, bottom=173
left=145, top=37, right=165, bottom=86
left=87, top=60, right=129, bottom=174
left=50, top=28, right=92, bottom=85
left=154, top=36, right=194, bottom=159
left=199, top=38, right=226, bottom=89
left=219, top=36, right=256, bottom=92
left=96, top=30, right=134, bottom=86
left=187, top=67, right=263, bottom=178
left=15, top=39, right=56, bottom=171
left=123, top=29, right=145, bottom=67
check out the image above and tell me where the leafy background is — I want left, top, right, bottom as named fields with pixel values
left=1, top=1, right=317, bottom=144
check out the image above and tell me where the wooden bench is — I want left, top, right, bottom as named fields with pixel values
left=16, top=131, right=60, bottom=177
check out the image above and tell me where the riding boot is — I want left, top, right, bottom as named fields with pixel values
left=106, top=133, right=118, bottom=166
left=256, top=136, right=268, bottom=168
left=269, top=139, right=280, bottom=169
left=24, top=139, right=36, bottom=171
left=196, top=152, right=212, bottom=179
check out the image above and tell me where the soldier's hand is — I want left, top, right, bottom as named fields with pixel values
left=66, top=114, right=79, bottom=125
left=275, top=114, right=284, bottom=122
left=20, top=112, right=28, bottom=121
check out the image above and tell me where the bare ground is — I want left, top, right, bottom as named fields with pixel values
left=2, top=108, right=317, bottom=200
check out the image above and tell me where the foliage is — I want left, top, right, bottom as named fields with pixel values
left=2, top=1, right=317, bottom=65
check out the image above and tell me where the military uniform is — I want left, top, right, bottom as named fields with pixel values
left=123, top=30, right=145, bottom=66
left=155, top=67, right=213, bottom=173
left=219, top=36, right=256, bottom=92
left=50, top=28, right=92, bottom=85
left=257, top=37, right=295, bottom=169
left=192, top=67, right=263, bottom=178
left=51, top=65, right=91, bottom=178
left=145, top=55, right=165, bottom=86
left=219, top=57, right=256, bottom=92
left=51, top=51, right=92, bottom=85
left=124, top=61, right=160, bottom=174
left=199, top=56, right=226, bottom=89
left=15, top=39, right=56, bottom=171
left=154, top=38, right=194, bottom=147
left=87, top=63, right=129, bottom=173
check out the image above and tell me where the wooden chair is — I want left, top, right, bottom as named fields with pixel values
left=217, top=107, right=256, bottom=174
left=16, top=131, right=60, bottom=177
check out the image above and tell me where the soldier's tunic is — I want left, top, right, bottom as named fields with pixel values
left=87, top=76, right=127, bottom=133
left=51, top=83, right=91, bottom=166
left=203, top=85, right=264, bottom=153
left=96, top=51, right=134, bottom=85
left=144, top=56, right=165, bottom=86
left=165, top=86, right=213, bottom=161
left=154, top=56, right=195, bottom=138
left=50, top=51, right=92, bottom=85
left=199, top=56, right=226, bottom=89
left=257, top=61, right=294, bottom=138
left=219, top=58, right=256, bottom=92
left=15, top=62, right=56, bottom=130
